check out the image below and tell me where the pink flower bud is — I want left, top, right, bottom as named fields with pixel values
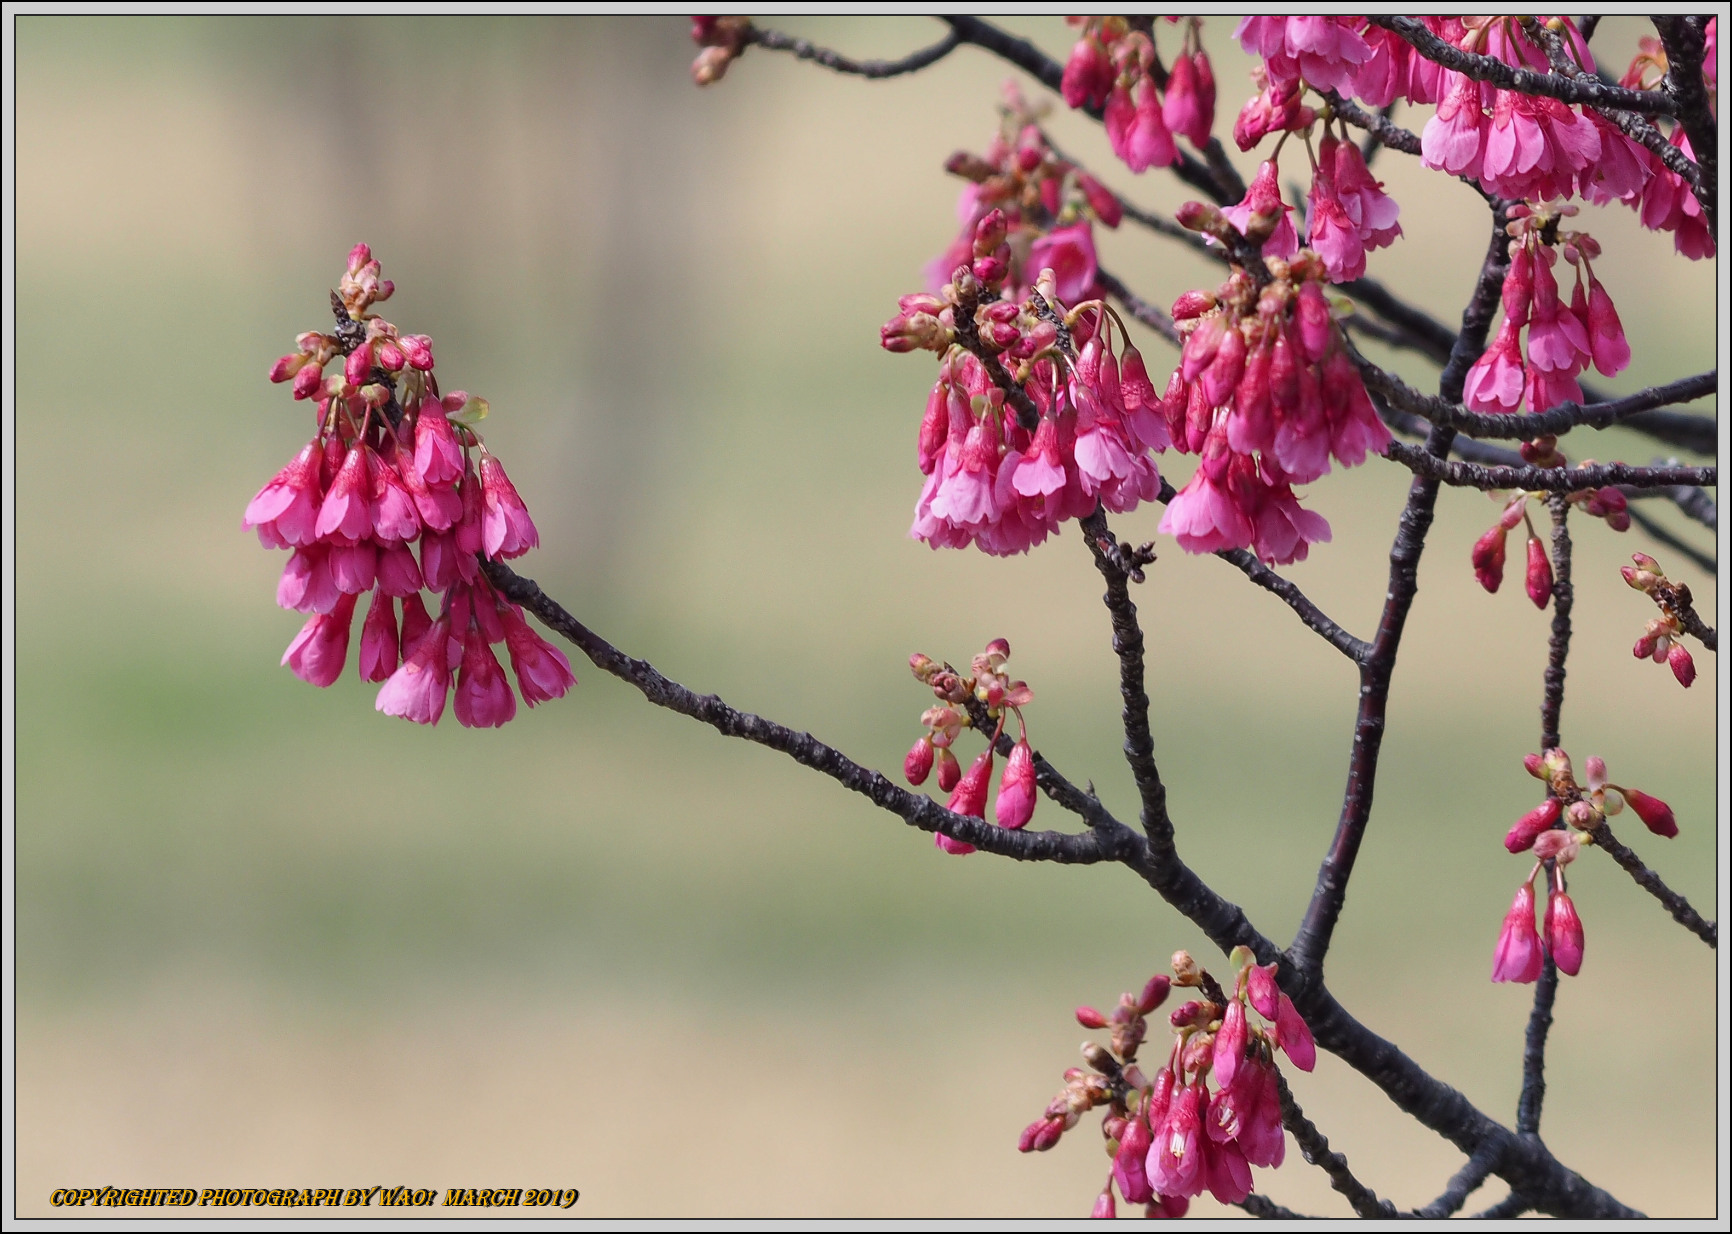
left=1274, top=993, right=1315, bottom=1071
left=1113, top=1110, right=1154, bottom=1204
left=1472, top=524, right=1508, bottom=593
left=994, top=739, right=1038, bottom=829
left=1632, top=631, right=1659, bottom=660
left=1138, top=974, right=1171, bottom=1015
left=1075, top=1005, right=1108, bottom=1029
left=1018, top=1115, right=1065, bottom=1153
left=935, top=746, right=961, bottom=793
left=1492, top=881, right=1544, bottom=983
left=1525, top=537, right=1553, bottom=609
left=1545, top=889, right=1585, bottom=976
left=1531, top=829, right=1579, bottom=863
left=1212, top=999, right=1248, bottom=1090
left=972, top=208, right=1008, bottom=257
left=1091, top=1188, right=1116, bottom=1219
left=1170, top=289, right=1217, bottom=321
left=1668, top=643, right=1696, bottom=687
left=1245, top=962, right=1278, bottom=1021
left=1523, top=752, right=1546, bottom=779
left=1623, top=788, right=1678, bottom=838
left=1505, top=797, right=1562, bottom=853
left=904, top=735, right=934, bottom=786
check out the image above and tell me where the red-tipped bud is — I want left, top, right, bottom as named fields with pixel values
left=1274, top=993, right=1315, bottom=1071
left=1245, top=963, right=1278, bottom=1020
left=1076, top=1005, right=1109, bottom=1030
left=1523, top=752, right=1547, bottom=780
left=1138, top=974, right=1172, bottom=1015
left=1092, top=1188, right=1116, bottom=1219
left=1174, top=200, right=1227, bottom=236
left=1170, top=289, right=1218, bottom=321
left=1492, top=881, right=1544, bottom=983
left=1584, top=756, right=1607, bottom=791
left=1506, top=797, right=1562, bottom=853
left=909, top=652, right=937, bottom=681
left=1472, top=524, right=1508, bottom=593
left=1545, top=889, right=1584, bottom=976
left=1019, top=1116, right=1066, bottom=1153
left=1212, top=999, right=1249, bottom=1089
left=904, top=735, right=934, bottom=786
left=1525, top=537, right=1553, bottom=609
left=1623, top=788, right=1678, bottom=838
left=1532, top=829, right=1580, bottom=863
left=1169, top=999, right=1212, bottom=1028
left=1632, top=631, right=1659, bottom=660
left=880, top=311, right=952, bottom=354
left=1668, top=643, right=1696, bottom=687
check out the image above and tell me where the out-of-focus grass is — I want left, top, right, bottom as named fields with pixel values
left=14, top=15, right=1718, bottom=1218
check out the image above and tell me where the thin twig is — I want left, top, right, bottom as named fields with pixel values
left=1416, top=1141, right=1503, bottom=1218
left=1383, top=443, right=1716, bottom=493
left=1215, top=548, right=1371, bottom=663
left=1366, top=16, right=1679, bottom=115
left=1275, top=1071, right=1400, bottom=1218
left=744, top=23, right=961, bottom=79
left=1326, top=91, right=1423, bottom=155
left=1583, top=818, right=1718, bottom=947
left=1079, top=507, right=1175, bottom=854
left=1623, top=484, right=1718, bottom=530
left=1517, top=959, right=1560, bottom=1136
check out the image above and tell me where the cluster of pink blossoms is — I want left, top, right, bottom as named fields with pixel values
left=1061, top=17, right=1216, bottom=173
left=886, top=209, right=1165, bottom=556
left=1157, top=243, right=1389, bottom=564
left=1495, top=750, right=1676, bottom=983
left=244, top=245, right=575, bottom=727
left=904, top=639, right=1037, bottom=855
left=1020, top=949, right=1314, bottom=1215
left=1464, top=205, right=1629, bottom=416
left=924, top=94, right=1120, bottom=306
left=1215, top=141, right=1402, bottom=288
left=1623, top=553, right=1703, bottom=688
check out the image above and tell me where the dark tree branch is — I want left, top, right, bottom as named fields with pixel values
left=743, top=23, right=961, bottom=78
left=1614, top=409, right=1718, bottom=457
left=1517, top=958, right=1560, bottom=1136
left=1583, top=818, right=1718, bottom=947
left=1326, top=91, right=1423, bottom=155
left=1234, top=1194, right=1313, bottom=1219
left=1415, top=1141, right=1503, bottom=1218
left=1275, top=1071, right=1400, bottom=1218
left=1625, top=505, right=1716, bottom=575
left=1361, top=364, right=1717, bottom=443
left=1215, top=547, right=1371, bottom=663
left=1519, top=18, right=1709, bottom=225
left=1290, top=207, right=1512, bottom=976
left=937, top=17, right=1237, bottom=206
left=1474, top=1192, right=1533, bottom=1218
left=1653, top=15, right=1719, bottom=240
left=480, top=560, right=1118, bottom=864
left=1383, top=444, right=1716, bottom=493
left=1079, top=507, right=1174, bottom=853
left=1366, top=16, right=1680, bottom=115
left=482, top=559, right=1642, bottom=1217
left=1623, top=483, right=1718, bottom=530
left=1339, top=278, right=1458, bottom=367
left=1577, top=15, right=1602, bottom=43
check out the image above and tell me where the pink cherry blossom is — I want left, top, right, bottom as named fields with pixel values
left=1220, top=160, right=1298, bottom=260
left=244, top=441, right=324, bottom=547
left=453, top=626, right=517, bottom=729
left=937, top=747, right=994, bottom=856
left=1545, top=889, right=1584, bottom=976
left=282, top=593, right=358, bottom=688
left=376, top=616, right=453, bottom=725
left=500, top=604, right=577, bottom=706
left=358, top=593, right=399, bottom=683
left=1492, top=881, right=1544, bottom=983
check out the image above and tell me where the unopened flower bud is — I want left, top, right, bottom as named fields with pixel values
left=1081, top=1041, right=1116, bottom=1072
left=1583, top=756, right=1607, bottom=790
left=1541, top=748, right=1573, bottom=782
left=1506, top=797, right=1562, bottom=853
left=972, top=208, right=1008, bottom=257
left=1174, top=200, right=1227, bottom=237
left=1523, top=752, right=1547, bottom=779
left=1138, top=974, right=1171, bottom=1015
left=904, top=736, right=934, bottom=786
left=935, top=746, right=962, bottom=793
left=1168, top=999, right=1212, bottom=1028
left=1668, top=643, right=1696, bottom=687
left=1076, top=1005, right=1109, bottom=1030
left=1472, top=524, right=1508, bottom=593
left=1566, top=799, right=1597, bottom=829
left=1525, top=536, right=1553, bottom=609
left=1170, top=289, right=1218, bottom=321
left=909, top=653, right=937, bottom=681
left=1531, top=829, right=1579, bottom=863
left=1623, top=788, right=1678, bottom=838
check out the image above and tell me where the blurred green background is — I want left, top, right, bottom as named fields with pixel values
left=14, top=16, right=1719, bottom=1218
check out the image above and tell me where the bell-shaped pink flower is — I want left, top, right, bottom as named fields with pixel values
left=1545, top=888, right=1584, bottom=976
left=282, top=592, right=358, bottom=688
left=1147, top=1079, right=1206, bottom=1199
left=277, top=544, right=340, bottom=614
left=1306, top=150, right=1365, bottom=283
left=1211, top=998, right=1248, bottom=1091
left=1202, top=1135, right=1253, bottom=1205
left=375, top=542, right=424, bottom=597
left=1492, top=881, right=1545, bottom=983
left=1421, top=73, right=1489, bottom=180
left=453, top=625, right=517, bottom=729
left=399, top=592, right=433, bottom=657
left=500, top=604, right=577, bottom=707
left=376, top=616, right=453, bottom=725
left=328, top=541, right=377, bottom=596
left=370, top=451, right=422, bottom=544
left=1164, top=50, right=1215, bottom=148
left=1667, top=643, right=1696, bottom=688
left=1221, top=160, right=1299, bottom=260
left=1583, top=274, right=1630, bottom=377
left=994, top=738, right=1038, bottom=829
left=358, top=593, right=399, bottom=683
left=1274, top=992, right=1315, bottom=1070
left=244, top=440, right=324, bottom=547
left=1113, top=1111, right=1154, bottom=1205
left=1061, top=34, right=1113, bottom=110
left=313, top=443, right=374, bottom=544
left=1463, top=319, right=1528, bottom=415
left=478, top=453, right=539, bottom=560
left=1332, top=135, right=1401, bottom=250
left=412, top=402, right=465, bottom=487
